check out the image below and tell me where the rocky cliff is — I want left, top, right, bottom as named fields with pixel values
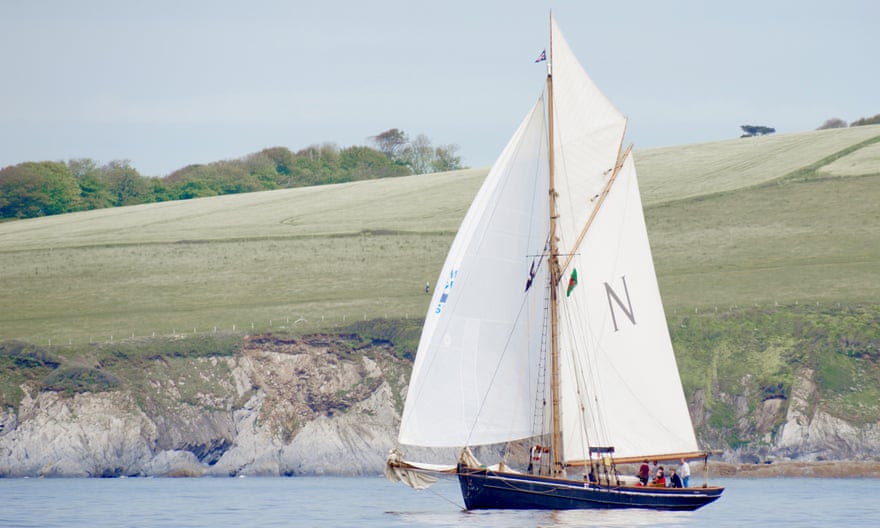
left=683, top=364, right=880, bottom=466
left=0, top=335, right=408, bottom=477
left=1, top=334, right=878, bottom=477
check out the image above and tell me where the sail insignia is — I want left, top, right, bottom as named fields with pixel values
left=604, top=275, right=637, bottom=330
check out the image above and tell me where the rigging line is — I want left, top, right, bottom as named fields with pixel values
left=424, top=482, right=466, bottom=510
left=559, top=290, right=606, bottom=456
left=530, top=279, right=552, bottom=476
left=492, top=477, right=573, bottom=496
left=573, top=308, right=614, bottom=449
left=529, top=93, right=552, bottom=450
left=531, top=281, right=550, bottom=428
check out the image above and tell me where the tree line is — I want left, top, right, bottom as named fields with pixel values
left=817, top=113, right=880, bottom=130
left=0, top=130, right=463, bottom=220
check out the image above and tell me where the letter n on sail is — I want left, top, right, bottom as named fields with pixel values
left=604, top=276, right=636, bottom=331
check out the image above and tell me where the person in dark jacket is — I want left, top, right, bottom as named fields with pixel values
left=669, top=468, right=683, bottom=488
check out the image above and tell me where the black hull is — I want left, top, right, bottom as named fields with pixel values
left=458, top=467, right=723, bottom=511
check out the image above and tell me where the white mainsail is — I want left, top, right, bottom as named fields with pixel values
left=557, top=152, right=699, bottom=461
left=398, top=15, right=698, bottom=464
left=398, top=98, right=550, bottom=447
left=548, top=19, right=698, bottom=461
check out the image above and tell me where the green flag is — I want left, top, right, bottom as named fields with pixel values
left=566, top=268, right=578, bottom=297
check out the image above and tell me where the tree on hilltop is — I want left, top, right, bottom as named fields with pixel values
left=0, top=162, right=82, bottom=218
left=102, top=160, right=149, bottom=206
left=817, top=118, right=848, bottom=130
left=340, top=146, right=409, bottom=180
left=399, top=134, right=435, bottom=174
left=260, top=146, right=298, bottom=177
left=371, top=128, right=408, bottom=159
left=68, top=158, right=112, bottom=210
left=432, top=144, right=463, bottom=172
left=740, top=125, right=775, bottom=137
left=372, top=129, right=465, bottom=174
left=850, top=113, right=880, bottom=127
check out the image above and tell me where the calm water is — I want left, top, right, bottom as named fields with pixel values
left=1, top=476, right=878, bottom=527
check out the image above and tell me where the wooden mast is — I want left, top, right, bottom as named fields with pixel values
left=546, top=13, right=563, bottom=477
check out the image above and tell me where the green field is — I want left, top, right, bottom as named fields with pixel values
left=2, top=127, right=879, bottom=346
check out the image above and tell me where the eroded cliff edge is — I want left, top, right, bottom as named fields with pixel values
left=1, top=332, right=878, bottom=477
left=0, top=334, right=409, bottom=477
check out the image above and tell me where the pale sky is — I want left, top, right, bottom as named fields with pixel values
left=2, top=0, right=877, bottom=177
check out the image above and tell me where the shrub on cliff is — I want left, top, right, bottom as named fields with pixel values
left=41, top=367, right=120, bottom=395
left=0, top=340, right=61, bottom=369
left=341, top=318, right=423, bottom=360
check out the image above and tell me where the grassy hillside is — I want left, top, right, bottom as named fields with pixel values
left=635, top=125, right=880, bottom=205
left=1, top=127, right=879, bottom=347
left=0, top=169, right=484, bottom=344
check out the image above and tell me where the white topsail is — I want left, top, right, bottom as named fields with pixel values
left=398, top=15, right=698, bottom=464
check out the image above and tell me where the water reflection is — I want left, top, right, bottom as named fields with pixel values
left=392, top=507, right=692, bottom=528
left=548, top=508, right=691, bottom=527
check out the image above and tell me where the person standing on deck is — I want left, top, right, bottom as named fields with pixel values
left=680, top=459, right=691, bottom=488
left=638, top=460, right=650, bottom=486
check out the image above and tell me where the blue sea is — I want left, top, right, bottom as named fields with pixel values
left=1, top=476, right=877, bottom=527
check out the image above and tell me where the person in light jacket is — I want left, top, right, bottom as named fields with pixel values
left=679, top=458, right=691, bottom=488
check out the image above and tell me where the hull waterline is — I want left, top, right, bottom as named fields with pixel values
left=458, top=467, right=724, bottom=511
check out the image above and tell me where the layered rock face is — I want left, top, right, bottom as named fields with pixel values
left=691, top=366, right=880, bottom=464
left=0, top=390, right=157, bottom=477
left=0, top=336, right=408, bottom=477
left=0, top=337, right=877, bottom=477
left=774, top=369, right=880, bottom=460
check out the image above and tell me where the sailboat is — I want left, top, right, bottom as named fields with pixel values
left=385, top=14, right=724, bottom=511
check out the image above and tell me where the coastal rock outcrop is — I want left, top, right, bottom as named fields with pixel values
left=0, top=336, right=877, bottom=477
left=775, top=368, right=880, bottom=460
left=0, top=390, right=156, bottom=477
left=0, top=335, right=407, bottom=477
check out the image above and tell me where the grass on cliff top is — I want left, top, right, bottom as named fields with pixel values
left=1, top=127, right=879, bottom=346
left=0, top=334, right=245, bottom=407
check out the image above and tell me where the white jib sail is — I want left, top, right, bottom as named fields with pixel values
left=398, top=98, right=550, bottom=448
